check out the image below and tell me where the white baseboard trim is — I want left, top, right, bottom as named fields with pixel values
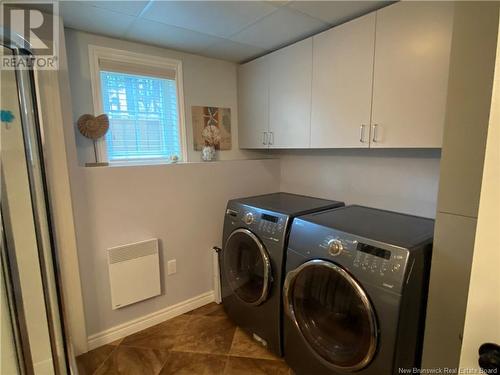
left=87, top=291, right=215, bottom=351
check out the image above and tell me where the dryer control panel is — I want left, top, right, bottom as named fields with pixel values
left=289, top=219, right=411, bottom=294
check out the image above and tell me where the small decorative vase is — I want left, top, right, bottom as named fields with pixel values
left=201, top=145, right=216, bottom=161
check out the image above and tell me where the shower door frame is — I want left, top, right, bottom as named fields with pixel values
left=1, top=30, right=72, bottom=374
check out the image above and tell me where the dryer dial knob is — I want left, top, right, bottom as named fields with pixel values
left=328, top=239, right=343, bottom=256
left=243, top=212, right=254, bottom=225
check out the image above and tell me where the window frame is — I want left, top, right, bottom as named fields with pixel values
left=88, top=45, right=187, bottom=165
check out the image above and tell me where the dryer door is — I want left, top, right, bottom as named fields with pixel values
left=284, top=259, right=378, bottom=372
left=223, top=228, right=271, bottom=306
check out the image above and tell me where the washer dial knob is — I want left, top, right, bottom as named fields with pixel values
left=243, top=212, right=254, bottom=225
left=328, top=239, right=343, bottom=256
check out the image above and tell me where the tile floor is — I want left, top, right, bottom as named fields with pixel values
left=76, top=303, right=292, bottom=374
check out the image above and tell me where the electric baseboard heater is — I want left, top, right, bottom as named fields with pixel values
left=107, top=238, right=161, bottom=309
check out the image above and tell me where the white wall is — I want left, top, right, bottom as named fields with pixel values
left=460, top=13, right=500, bottom=369
left=64, top=28, right=264, bottom=164
left=73, top=159, right=279, bottom=337
left=61, top=29, right=277, bottom=342
left=277, top=149, right=441, bottom=218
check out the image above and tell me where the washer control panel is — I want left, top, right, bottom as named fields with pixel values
left=319, top=235, right=405, bottom=270
left=225, top=205, right=287, bottom=242
left=257, top=212, right=285, bottom=237
left=353, top=243, right=395, bottom=275
left=353, top=248, right=403, bottom=275
left=291, top=220, right=410, bottom=293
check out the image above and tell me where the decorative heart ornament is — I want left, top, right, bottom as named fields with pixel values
left=77, top=114, right=109, bottom=140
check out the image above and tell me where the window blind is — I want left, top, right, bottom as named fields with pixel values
left=99, top=58, right=176, bottom=80
left=100, top=70, right=181, bottom=162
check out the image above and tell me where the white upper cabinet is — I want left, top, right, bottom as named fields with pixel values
left=237, top=2, right=454, bottom=150
left=311, top=13, right=376, bottom=148
left=370, top=2, right=454, bottom=148
left=238, top=55, right=270, bottom=149
left=268, top=38, right=313, bottom=148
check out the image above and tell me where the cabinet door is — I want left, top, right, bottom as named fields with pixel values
left=238, top=56, right=270, bottom=149
left=268, top=38, right=312, bottom=148
left=311, top=13, right=375, bottom=148
left=371, top=2, right=454, bottom=148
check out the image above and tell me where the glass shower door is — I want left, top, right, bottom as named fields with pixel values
left=1, top=45, right=69, bottom=374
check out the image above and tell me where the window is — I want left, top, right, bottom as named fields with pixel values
left=89, top=46, right=186, bottom=164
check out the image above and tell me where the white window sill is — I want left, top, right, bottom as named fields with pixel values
left=109, top=159, right=178, bottom=167
left=84, top=158, right=179, bottom=167
left=81, top=157, right=276, bottom=169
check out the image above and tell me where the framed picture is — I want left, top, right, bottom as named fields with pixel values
left=192, top=106, right=232, bottom=151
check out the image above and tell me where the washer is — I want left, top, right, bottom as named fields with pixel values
left=283, top=205, right=434, bottom=374
left=220, top=192, right=344, bottom=356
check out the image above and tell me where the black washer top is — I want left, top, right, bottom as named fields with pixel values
left=300, top=205, right=435, bottom=249
left=234, top=192, right=344, bottom=217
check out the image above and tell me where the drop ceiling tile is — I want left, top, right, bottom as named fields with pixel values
left=126, top=18, right=226, bottom=55
left=289, top=1, right=390, bottom=25
left=82, top=1, right=150, bottom=17
left=141, top=1, right=277, bottom=38
left=201, top=39, right=266, bottom=63
left=61, top=2, right=136, bottom=38
left=230, top=6, right=327, bottom=50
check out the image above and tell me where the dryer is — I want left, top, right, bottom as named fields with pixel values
left=220, top=192, right=344, bottom=356
left=283, top=205, right=434, bottom=374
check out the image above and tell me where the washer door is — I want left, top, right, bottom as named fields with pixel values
left=283, top=259, right=378, bottom=372
left=223, top=228, right=271, bottom=306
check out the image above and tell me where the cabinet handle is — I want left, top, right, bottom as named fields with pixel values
left=262, top=132, right=268, bottom=145
left=269, top=132, right=274, bottom=146
left=372, top=124, right=379, bottom=143
left=360, top=124, right=366, bottom=143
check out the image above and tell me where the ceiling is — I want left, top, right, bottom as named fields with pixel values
left=58, top=1, right=391, bottom=63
